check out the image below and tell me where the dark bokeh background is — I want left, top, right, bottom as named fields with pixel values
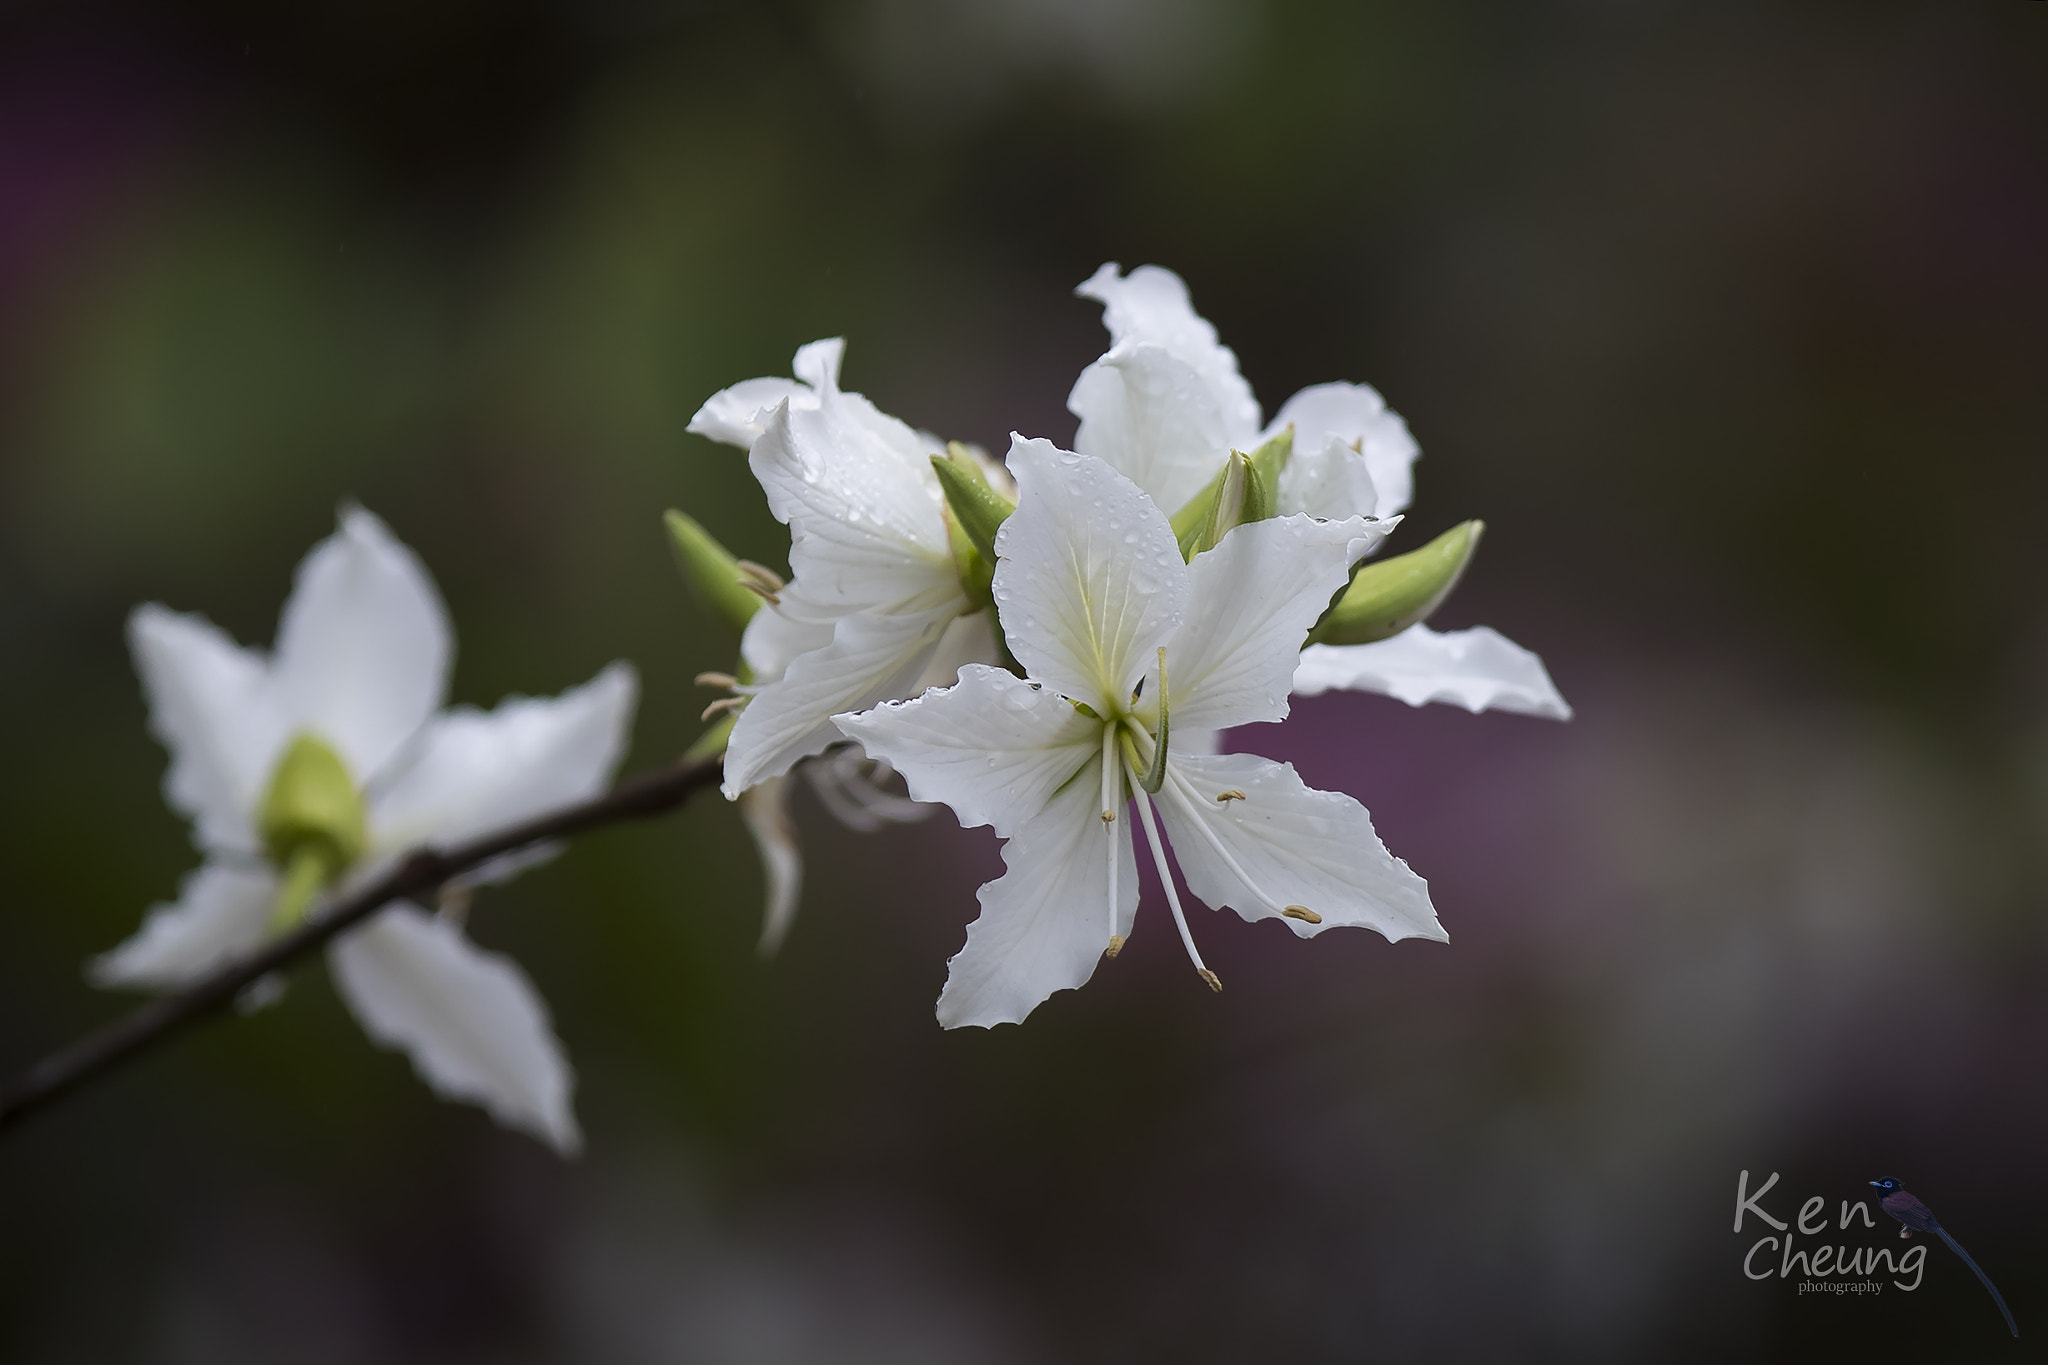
left=3, top=1, right=2046, bottom=1360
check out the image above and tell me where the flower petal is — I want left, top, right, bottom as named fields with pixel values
left=1075, top=262, right=1260, bottom=441
left=127, top=604, right=283, bottom=853
left=1267, top=383, right=1419, bottom=518
left=738, top=775, right=804, bottom=955
left=909, top=609, right=1000, bottom=693
left=937, top=759, right=1136, bottom=1029
left=1294, top=624, right=1572, bottom=719
left=272, top=507, right=452, bottom=785
left=1069, top=344, right=1242, bottom=516
left=836, top=663, right=1099, bottom=838
left=329, top=905, right=580, bottom=1154
left=1276, top=433, right=1379, bottom=521
left=748, top=383, right=953, bottom=615
left=1170, top=514, right=1380, bottom=733
left=722, top=601, right=960, bottom=797
left=367, top=662, right=638, bottom=854
left=1158, top=751, right=1443, bottom=943
left=991, top=438, right=1187, bottom=714
left=687, top=376, right=811, bottom=448
left=90, top=860, right=279, bottom=989
left=740, top=597, right=836, bottom=682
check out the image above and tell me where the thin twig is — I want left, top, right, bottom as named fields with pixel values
left=0, top=753, right=724, bottom=1136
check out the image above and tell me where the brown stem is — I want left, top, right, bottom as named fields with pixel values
left=0, top=753, right=724, bottom=1136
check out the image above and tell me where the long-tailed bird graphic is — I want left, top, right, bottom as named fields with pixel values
left=1870, top=1179, right=2017, bottom=1338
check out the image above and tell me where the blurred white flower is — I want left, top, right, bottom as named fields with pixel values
left=837, top=439, right=1438, bottom=1029
left=688, top=339, right=997, bottom=799
left=1072, top=262, right=1569, bottom=720
left=95, top=506, right=637, bottom=1154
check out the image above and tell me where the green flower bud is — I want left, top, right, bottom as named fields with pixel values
left=1171, top=446, right=1276, bottom=561
left=1307, top=519, right=1484, bottom=647
left=930, top=444, right=1015, bottom=609
left=258, top=733, right=366, bottom=928
left=664, top=510, right=763, bottom=635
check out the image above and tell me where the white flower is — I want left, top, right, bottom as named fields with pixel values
left=1072, top=261, right=1570, bottom=721
left=1070, top=262, right=1417, bottom=522
left=688, top=339, right=997, bottom=798
left=95, top=507, right=637, bottom=1154
left=836, top=439, right=1441, bottom=1029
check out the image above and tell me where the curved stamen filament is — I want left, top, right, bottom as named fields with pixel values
left=1101, top=726, right=1124, bottom=957
left=1129, top=774, right=1220, bottom=993
left=1164, top=768, right=1320, bottom=926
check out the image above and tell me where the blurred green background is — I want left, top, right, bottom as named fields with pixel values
left=3, top=1, right=2046, bottom=1360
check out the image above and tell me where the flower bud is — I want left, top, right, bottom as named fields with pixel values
left=664, top=509, right=763, bottom=635
left=1307, top=519, right=1483, bottom=647
left=258, top=733, right=366, bottom=927
left=930, top=444, right=1015, bottom=609
left=1171, top=429, right=1289, bottom=560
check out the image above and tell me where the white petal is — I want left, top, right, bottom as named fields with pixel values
left=1169, top=514, right=1380, bottom=733
left=1075, top=263, right=1261, bottom=442
left=722, top=601, right=960, bottom=797
left=1267, top=383, right=1419, bottom=518
left=329, top=905, right=580, bottom=1154
left=687, top=376, right=811, bottom=448
left=272, top=507, right=452, bottom=784
left=991, top=438, right=1188, bottom=713
left=748, top=388, right=954, bottom=615
left=1158, top=752, right=1443, bottom=943
left=90, top=861, right=279, bottom=989
left=739, top=599, right=835, bottom=682
left=1276, top=433, right=1379, bottom=521
left=791, top=337, right=844, bottom=390
left=1069, top=344, right=1240, bottom=516
left=835, top=664, right=1099, bottom=838
left=1294, top=624, right=1572, bottom=719
left=738, top=775, right=803, bottom=955
left=368, top=662, right=638, bottom=853
left=909, top=609, right=1000, bottom=693
left=937, top=759, right=1137, bottom=1029
left=127, top=605, right=283, bottom=853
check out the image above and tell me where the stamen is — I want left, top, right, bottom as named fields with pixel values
left=700, top=696, right=746, bottom=722
left=735, top=559, right=786, bottom=592
left=1100, top=727, right=1122, bottom=948
left=737, top=578, right=782, bottom=606
left=1214, top=789, right=1246, bottom=803
left=694, top=671, right=738, bottom=689
left=1130, top=780, right=1215, bottom=989
left=1164, top=768, right=1315, bottom=928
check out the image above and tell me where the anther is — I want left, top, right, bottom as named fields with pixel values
left=695, top=671, right=738, bottom=689
left=1198, top=968, right=1223, bottom=994
left=1105, top=935, right=1126, bottom=959
left=737, top=578, right=782, bottom=606
left=735, top=559, right=785, bottom=592
left=1282, top=905, right=1322, bottom=924
left=1215, top=789, right=1246, bottom=803
left=1101, top=808, right=1116, bottom=823
left=701, top=696, right=746, bottom=722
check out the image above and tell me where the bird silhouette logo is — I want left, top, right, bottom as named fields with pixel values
left=1870, top=1179, right=2018, bottom=1338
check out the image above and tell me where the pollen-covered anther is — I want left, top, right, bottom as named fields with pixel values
left=694, top=671, right=738, bottom=689
left=1101, top=808, right=1116, bottom=823
left=1197, top=968, right=1223, bottom=993
left=1282, top=905, right=1322, bottom=924
left=1215, top=789, right=1246, bottom=803
left=1105, top=934, right=1126, bottom=959
left=701, top=696, right=746, bottom=722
